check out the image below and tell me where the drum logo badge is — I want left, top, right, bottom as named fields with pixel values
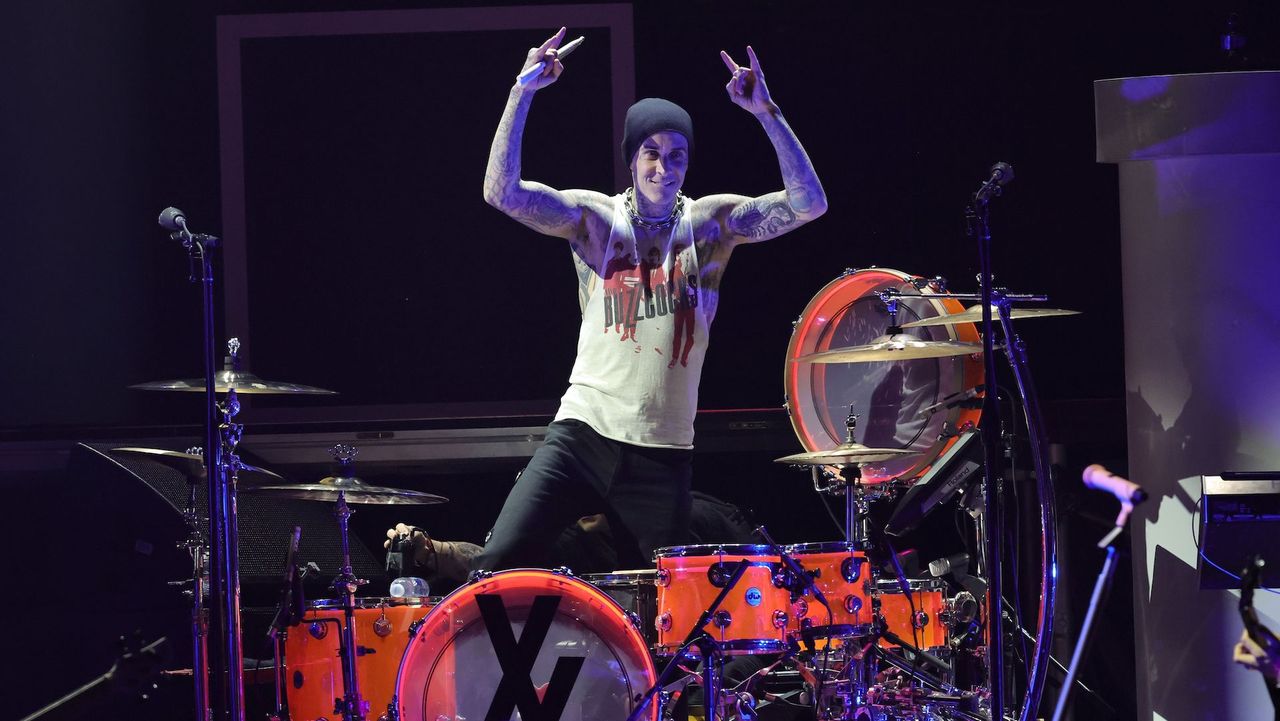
left=476, top=594, right=585, bottom=721
left=744, top=587, right=763, bottom=607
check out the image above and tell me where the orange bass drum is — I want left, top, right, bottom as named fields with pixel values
left=784, top=268, right=984, bottom=484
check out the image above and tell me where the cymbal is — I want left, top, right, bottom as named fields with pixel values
left=130, top=370, right=335, bottom=395
left=775, top=443, right=918, bottom=466
left=246, top=476, right=448, bottom=505
left=900, top=305, right=1081, bottom=328
left=796, top=334, right=983, bottom=364
left=111, top=447, right=286, bottom=484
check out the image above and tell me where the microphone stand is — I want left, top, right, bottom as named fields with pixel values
left=964, top=170, right=1058, bottom=721
left=966, top=186, right=1008, bottom=721
left=175, top=220, right=247, bottom=721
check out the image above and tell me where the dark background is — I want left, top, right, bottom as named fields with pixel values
left=3, top=1, right=1277, bottom=719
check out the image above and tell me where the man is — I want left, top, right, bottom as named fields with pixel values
left=389, top=27, right=826, bottom=576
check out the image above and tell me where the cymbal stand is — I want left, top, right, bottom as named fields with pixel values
left=329, top=446, right=369, bottom=721
left=177, top=453, right=210, bottom=720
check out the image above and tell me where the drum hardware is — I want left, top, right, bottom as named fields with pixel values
left=629, top=559, right=751, bottom=721
left=266, top=526, right=305, bottom=721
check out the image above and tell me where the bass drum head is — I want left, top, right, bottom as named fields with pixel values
left=394, top=569, right=657, bottom=721
left=784, top=268, right=983, bottom=484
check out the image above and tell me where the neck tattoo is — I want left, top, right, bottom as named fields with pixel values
left=625, top=187, right=685, bottom=231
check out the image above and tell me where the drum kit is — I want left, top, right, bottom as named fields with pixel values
left=120, top=258, right=1078, bottom=721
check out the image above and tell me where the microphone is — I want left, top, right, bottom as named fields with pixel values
left=159, top=207, right=219, bottom=246
left=1082, top=464, right=1146, bottom=506
left=1083, top=463, right=1146, bottom=537
left=974, top=162, right=1014, bottom=202
left=158, top=206, right=188, bottom=232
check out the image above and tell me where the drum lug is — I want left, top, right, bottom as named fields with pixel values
left=384, top=696, right=400, bottom=721
left=708, top=563, right=732, bottom=588
left=466, top=569, right=493, bottom=584
left=551, top=566, right=576, bottom=577
left=912, top=610, right=930, bottom=630
left=625, top=610, right=644, bottom=633
left=655, top=568, right=671, bottom=587
left=308, top=622, right=328, bottom=640
left=844, top=594, right=863, bottom=615
left=656, top=612, right=673, bottom=632
left=712, top=610, right=732, bottom=629
left=406, top=616, right=427, bottom=639
left=841, top=556, right=864, bottom=583
left=792, top=598, right=809, bottom=619
left=772, top=610, right=789, bottom=629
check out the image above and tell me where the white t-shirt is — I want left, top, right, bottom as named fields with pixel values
left=554, top=194, right=710, bottom=448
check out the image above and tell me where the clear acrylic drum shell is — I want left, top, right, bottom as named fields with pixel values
left=784, top=268, right=984, bottom=484
left=392, top=569, right=657, bottom=721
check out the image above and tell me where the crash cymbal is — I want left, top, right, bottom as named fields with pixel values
left=111, top=447, right=286, bottom=484
left=130, top=370, right=335, bottom=395
left=775, top=443, right=918, bottom=466
left=900, top=305, right=1080, bottom=328
left=796, top=334, right=983, bottom=364
left=246, top=476, right=448, bottom=505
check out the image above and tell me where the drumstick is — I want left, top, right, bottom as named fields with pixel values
left=517, top=35, right=585, bottom=85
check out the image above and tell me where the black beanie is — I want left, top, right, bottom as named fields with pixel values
left=622, top=98, right=694, bottom=165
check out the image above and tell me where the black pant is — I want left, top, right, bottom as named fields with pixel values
left=473, top=418, right=693, bottom=572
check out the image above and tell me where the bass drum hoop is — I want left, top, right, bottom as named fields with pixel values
left=783, top=267, right=983, bottom=484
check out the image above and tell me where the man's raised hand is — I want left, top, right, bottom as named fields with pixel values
left=720, top=45, right=777, bottom=115
left=519, top=27, right=567, bottom=90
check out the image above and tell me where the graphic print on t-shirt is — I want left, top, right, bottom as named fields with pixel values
left=599, top=240, right=699, bottom=364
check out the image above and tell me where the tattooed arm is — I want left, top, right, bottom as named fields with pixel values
left=482, top=27, right=610, bottom=244
left=708, top=46, right=827, bottom=245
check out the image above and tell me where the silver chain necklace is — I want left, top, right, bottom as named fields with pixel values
left=625, top=187, right=685, bottom=231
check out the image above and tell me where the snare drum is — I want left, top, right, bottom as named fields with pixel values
left=582, top=569, right=658, bottom=650
left=653, top=544, right=792, bottom=656
left=285, top=596, right=439, bottom=721
left=393, top=569, right=657, bottom=721
left=875, top=577, right=948, bottom=649
left=784, top=542, right=873, bottom=633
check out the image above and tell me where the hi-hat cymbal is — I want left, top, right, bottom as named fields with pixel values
left=900, top=305, right=1081, bottom=328
left=775, top=443, right=918, bottom=466
left=130, top=370, right=335, bottom=395
left=246, top=476, right=448, bottom=505
left=112, top=447, right=286, bottom=484
left=796, top=334, right=983, bottom=364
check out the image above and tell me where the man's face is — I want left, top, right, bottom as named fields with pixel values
left=630, top=131, right=689, bottom=209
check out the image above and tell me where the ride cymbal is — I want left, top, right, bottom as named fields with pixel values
left=796, top=334, right=983, bottom=364
left=130, top=369, right=335, bottom=395
left=775, top=443, right=917, bottom=466
left=246, top=476, right=448, bottom=505
left=900, top=305, right=1080, bottom=328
